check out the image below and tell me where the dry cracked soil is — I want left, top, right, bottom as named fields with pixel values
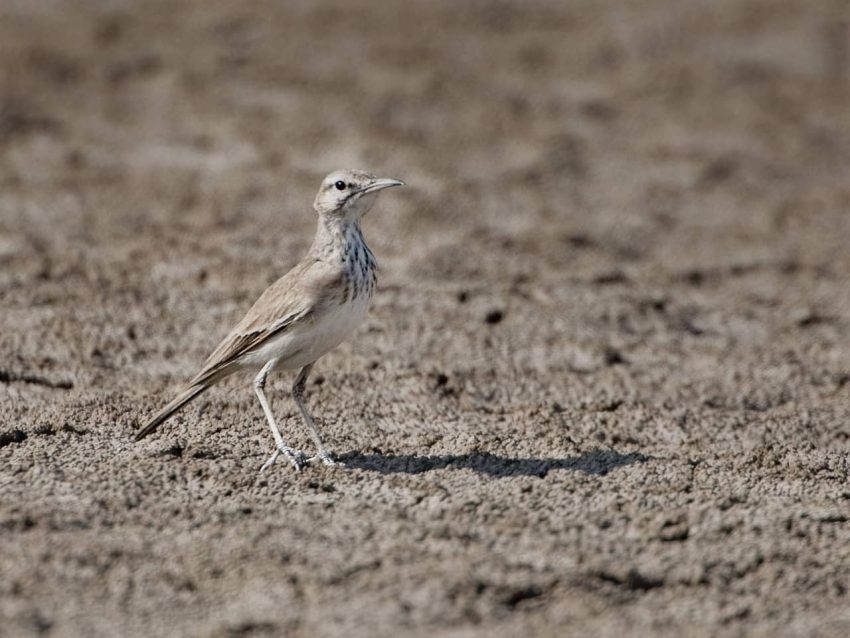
left=1, top=1, right=850, bottom=636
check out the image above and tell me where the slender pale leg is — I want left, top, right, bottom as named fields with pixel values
left=292, top=363, right=337, bottom=466
left=255, top=359, right=305, bottom=473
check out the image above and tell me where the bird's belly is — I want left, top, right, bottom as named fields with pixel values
left=245, top=293, right=372, bottom=370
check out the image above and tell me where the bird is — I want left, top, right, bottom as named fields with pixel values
left=134, top=169, right=405, bottom=473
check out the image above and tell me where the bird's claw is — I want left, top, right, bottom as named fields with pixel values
left=259, top=446, right=308, bottom=473
left=259, top=447, right=342, bottom=473
left=306, top=450, right=343, bottom=468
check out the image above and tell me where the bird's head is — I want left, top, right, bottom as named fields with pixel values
left=313, top=169, right=405, bottom=219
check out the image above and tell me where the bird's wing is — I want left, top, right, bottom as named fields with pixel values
left=189, top=258, right=343, bottom=384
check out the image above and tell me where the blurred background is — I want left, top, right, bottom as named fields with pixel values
left=1, top=1, right=849, bottom=636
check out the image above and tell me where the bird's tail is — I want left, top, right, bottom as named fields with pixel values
left=135, top=383, right=209, bottom=441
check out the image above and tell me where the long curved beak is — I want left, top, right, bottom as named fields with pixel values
left=360, top=177, right=406, bottom=195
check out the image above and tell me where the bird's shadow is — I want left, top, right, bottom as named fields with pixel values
left=338, top=448, right=649, bottom=478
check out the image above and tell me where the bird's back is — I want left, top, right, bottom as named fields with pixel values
left=191, top=258, right=339, bottom=381
left=192, top=225, right=378, bottom=379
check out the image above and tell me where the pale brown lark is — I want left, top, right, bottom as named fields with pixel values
left=135, top=170, right=405, bottom=472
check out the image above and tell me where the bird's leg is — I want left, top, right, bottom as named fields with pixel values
left=292, top=363, right=337, bottom=466
left=254, top=359, right=305, bottom=473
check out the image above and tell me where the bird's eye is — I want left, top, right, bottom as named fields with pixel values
left=334, top=180, right=346, bottom=191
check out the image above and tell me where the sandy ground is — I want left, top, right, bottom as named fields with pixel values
left=1, top=1, right=850, bottom=636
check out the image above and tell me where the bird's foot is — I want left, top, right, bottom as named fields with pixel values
left=306, top=449, right=343, bottom=468
left=259, top=446, right=308, bottom=473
